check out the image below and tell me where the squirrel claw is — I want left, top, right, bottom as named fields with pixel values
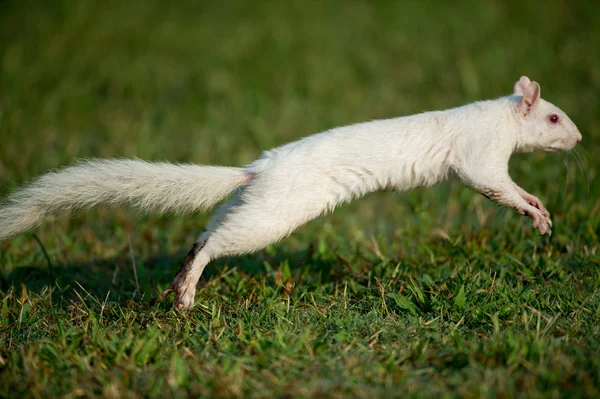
left=161, top=286, right=175, bottom=299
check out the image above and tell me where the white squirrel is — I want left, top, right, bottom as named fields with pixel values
left=0, top=76, right=582, bottom=309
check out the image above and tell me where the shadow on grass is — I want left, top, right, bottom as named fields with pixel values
left=0, top=245, right=349, bottom=308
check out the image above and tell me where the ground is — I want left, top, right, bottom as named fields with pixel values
left=1, top=1, right=599, bottom=397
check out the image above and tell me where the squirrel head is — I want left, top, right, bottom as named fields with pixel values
left=511, top=76, right=582, bottom=153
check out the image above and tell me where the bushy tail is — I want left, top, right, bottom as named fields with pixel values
left=0, top=159, right=249, bottom=240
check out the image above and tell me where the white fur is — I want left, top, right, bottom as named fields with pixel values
left=194, top=94, right=581, bottom=259
left=0, top=77, right=582, bottom=309
left=0, top=159, right=247, bottom=240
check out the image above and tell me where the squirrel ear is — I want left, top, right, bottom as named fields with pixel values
left=513, top=76, right=531, bottom=95
left=518, top=81, right=541, bottom=116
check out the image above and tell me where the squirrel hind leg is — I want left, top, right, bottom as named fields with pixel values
left=162, top=239, right=209, bottom=310
left=163, top=192, right=244, bottom=310
left=164, top=177, right=327, bottom=309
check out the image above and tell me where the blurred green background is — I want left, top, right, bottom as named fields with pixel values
left=0, top=0, right=599, bottom=397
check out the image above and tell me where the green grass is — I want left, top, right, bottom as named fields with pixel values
left=1, top=0, right=599, bottom=397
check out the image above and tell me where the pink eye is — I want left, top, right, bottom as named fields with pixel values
left=548, top=114, right=560, bottom=124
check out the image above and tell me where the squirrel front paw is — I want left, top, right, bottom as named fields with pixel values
left=521, top=193, right=550, bottom=218
left=526, top=207, right=552, bottom=236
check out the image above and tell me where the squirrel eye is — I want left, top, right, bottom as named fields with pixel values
left=548, top=114, right=560, bottom=124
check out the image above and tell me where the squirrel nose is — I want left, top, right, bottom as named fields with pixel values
left=576, top=133, right=582, bottom=143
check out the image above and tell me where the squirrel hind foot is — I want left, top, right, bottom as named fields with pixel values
left=162, top=241, right=207, bottom=310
